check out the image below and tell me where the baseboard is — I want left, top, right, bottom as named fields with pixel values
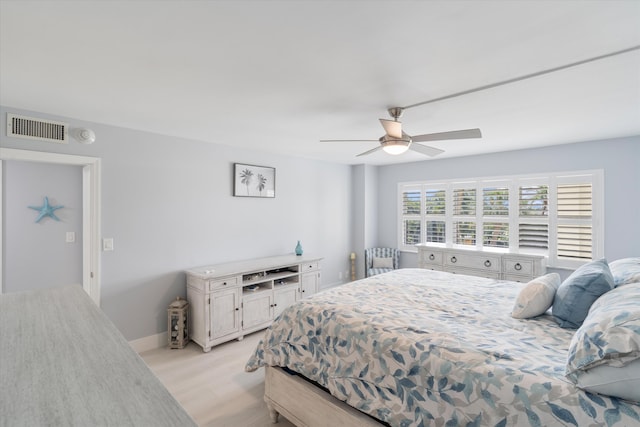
left=129, top=332, right=167, bottom=354
left=319, top=281, right=343, bottom=291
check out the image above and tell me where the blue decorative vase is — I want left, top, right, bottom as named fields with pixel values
left=295, top=240, right=303, bottom=256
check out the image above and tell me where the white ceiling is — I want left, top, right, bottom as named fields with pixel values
left=1, top=1, right=639, bottom=165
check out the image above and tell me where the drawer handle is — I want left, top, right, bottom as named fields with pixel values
left=450, top=256, right=457, bottom=263
left=514, top=263, right=522, bottom=271
left=429, top=254, right=435, bottom=261
left=222, top=282, right=227, bottom=286
left=484, top=260, right=492, bottom=268
left=235, top=307, right=239, bottom=311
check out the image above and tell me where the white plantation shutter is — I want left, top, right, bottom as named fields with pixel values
left=398, top=170, right=601, bottom=267
left=426, top=220, right=445, bottom=243
left=557, top=225, right=592, bottom=259
left=558, top=183, right=592, bottom=217
left=402, top=189, right=421, bottom=215
left=453, top=221, right=476, bottom=245
left=483, top=187, right=509, bottom=216
left=519, top=223, right=549, bottom=250
left=483, top=222, right=509, bottom=248
left=401, top=187, right=421, bottom=246
left=452, top=187, right=476, bottom=246
left=482, top=186, right=509, bottom=248
left=453, top=188, right=476, bottom=216
left=557, top=183, right=593, bottom=260
left=518, top=184, right=549, bottom=251
left=425, top=189, right=446, bottom=214
left=519, top=185, right=549, bottom=216
left=425, top=188, right=446, bottom=243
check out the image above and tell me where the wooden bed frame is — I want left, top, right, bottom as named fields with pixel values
left=265, top=366, right=382, bottom=426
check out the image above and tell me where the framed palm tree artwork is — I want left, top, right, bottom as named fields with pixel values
left=233, top=163, right=276, bottom=198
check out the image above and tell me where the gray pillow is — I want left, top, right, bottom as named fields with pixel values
left=552, top=259, right=614, bottom=329
left=372, top=257, right=394, bottom=269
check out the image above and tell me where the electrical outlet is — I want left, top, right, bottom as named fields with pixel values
left=65, top=231, right=75, bottom=243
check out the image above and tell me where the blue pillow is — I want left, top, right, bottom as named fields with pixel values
left=552, top=259, right=614, bottom=329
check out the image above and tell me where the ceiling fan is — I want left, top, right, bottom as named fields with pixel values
left=320, top=107, right=482, bottom=157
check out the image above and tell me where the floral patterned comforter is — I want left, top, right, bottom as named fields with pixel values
left=246, top=269, right=640, bottom=426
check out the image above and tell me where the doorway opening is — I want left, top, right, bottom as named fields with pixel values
left=0, top=148, right=101, bottom=305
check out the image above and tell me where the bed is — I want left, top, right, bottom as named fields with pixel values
left=0, top=284, right=196, bottom=426
left=246, top=267, right=640, bottom=426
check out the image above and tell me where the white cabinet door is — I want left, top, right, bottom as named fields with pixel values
left=242, top=291, right=273, bottom=330
left=210, top=288, right=240, bottom=340
left=300, top=271, right=319, bottom=298
left=273, top=286, right=298, bottom=318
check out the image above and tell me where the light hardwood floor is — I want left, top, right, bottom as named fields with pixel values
left=141, top=331, right=295, bottom=427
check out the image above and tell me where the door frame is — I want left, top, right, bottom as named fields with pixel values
left=0, top=148, right=101, bottom=305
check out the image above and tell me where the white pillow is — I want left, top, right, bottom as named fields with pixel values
left=573, top=358, right=640, bottom=402
left=372, top=257, right=394, bottom=269
left=566, top=282, right=640, bottom=401
left=511, top=273, right=561, bottom=319
left=609, top=257, right=640, bottom=287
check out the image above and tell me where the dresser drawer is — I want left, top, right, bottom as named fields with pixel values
left=208, top=276, right=239, bottom=291
left=301, top=262, right=319, bottom=272
left=445, top=266, right=501, bottom=279
left=502, top=258, right=535, bottom=277
left=420, top=250, right=443, bottom=267
left=503, top=274, right=532, bottom=283
left=444, top=252, right=501, bottom=272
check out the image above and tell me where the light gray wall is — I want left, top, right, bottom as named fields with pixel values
left=4, top=160, right=83, bottom=292
left=374, top=136, right=640, bottom=276
left=350, top=164, right=378, bottom=279
left=1, top=106, right=353, bottom=341
left=3, top=104, right=638, bottom=340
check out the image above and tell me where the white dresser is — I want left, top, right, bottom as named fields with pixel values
left=186, top=254, right=322, bottom=352
left=416, top=244, right=545, bottom=282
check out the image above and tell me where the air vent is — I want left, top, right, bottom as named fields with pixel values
left=6, top=113, right=68, bottom=144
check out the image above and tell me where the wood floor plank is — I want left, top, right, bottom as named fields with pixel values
left=141, top=331, right=295, bottom=427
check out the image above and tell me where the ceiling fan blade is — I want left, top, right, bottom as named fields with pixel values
left=356, top=146, right=383, bottom=157
left=379, top=119, right=402, bottom=139
left=319, top=139, right=379, bottom=143
left=409, top=143, right=445, bottom=157
left=412, top=128, right=482, bottom=143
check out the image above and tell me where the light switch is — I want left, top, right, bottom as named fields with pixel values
left=66, top=231, right=76, bottom=243
left=103, top=238, right=114, bottom=251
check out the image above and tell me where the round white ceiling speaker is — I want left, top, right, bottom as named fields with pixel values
left=73, top=128, right=96, bottom=144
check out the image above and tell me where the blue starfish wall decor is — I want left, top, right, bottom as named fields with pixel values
left=28, top=196, right=64, bottom=223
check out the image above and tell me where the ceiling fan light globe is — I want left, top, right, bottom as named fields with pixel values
left=382, top=142, right=409, bottom=155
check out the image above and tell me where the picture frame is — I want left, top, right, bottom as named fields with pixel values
left=233, top=163, right=276, bottom=198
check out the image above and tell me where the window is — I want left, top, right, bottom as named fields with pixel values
left=556, top=182, right=593, bottom=261
left=398, top=170, right=603, bottom=268
left=482, top=185, right=509, bottom=248
left=401, top=186, right=421, bottom=246
left=518, top=183, right=549, bottom=252
left=425, top=188, right=445, bottom=243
